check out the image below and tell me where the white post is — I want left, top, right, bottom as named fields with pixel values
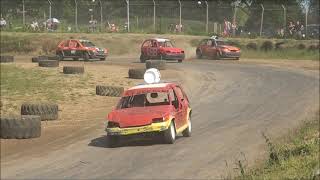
left=75, top=0, right=78, bottom=31
left=47, top=0, right=52, bottom=21
left=152, top=0, right=156, bottom=32
left=260, top=4, right=264, bottom=37
left=99, top=0, right=103, bottom=31
left=305, top=6, right=308, bottom=37
left=126, top=0, right=130, bottom=32
left=281, top=5, right=286, bottom=33
left=205, top=1, right=208, bottom=33
left=178, top=0, right=181, bottom=30
left=233, top=3, right=237, bottom=36
left=22, top=0, right=25, bottom=25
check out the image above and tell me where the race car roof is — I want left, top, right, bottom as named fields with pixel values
left=124, top=83, right=176, bottom=96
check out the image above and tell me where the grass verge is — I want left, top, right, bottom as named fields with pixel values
left=0, top=64, right=91, bottom=115
left=235, top=115, right=320, bottom=179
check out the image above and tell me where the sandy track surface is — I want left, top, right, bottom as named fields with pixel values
left=1, top=57, right=319, bottom=179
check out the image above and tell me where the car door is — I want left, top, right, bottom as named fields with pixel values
left=173, top=86, right=188, bottom=128
left=147, top=40, right=159, bottom=59
left=62, top=40, right=71, bottom=57
left=198, top=39, right=207, bottom=54
left=207, top=39, right=218, bottom=57
left=202, top=39, right=212, bottom=56
left=141, top=40, right=151, bottom=56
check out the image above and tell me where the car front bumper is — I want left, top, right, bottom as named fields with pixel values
left=162, top=53, right=185, bottom=60
left=221, top=51, right=240, bottom=58
left=106, top=120, right=171, bottom=136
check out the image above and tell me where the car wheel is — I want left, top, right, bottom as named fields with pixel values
left=83, top=52, right=90, bottom=61
left=196, top=49, right=202, bottom=59
left=100, top=57, right=106, bottom=61
left=182, top=115, right=191, bottom=137
left=107, top=135, right=119, bottom=148
left=57, top=52, right=64, bottom=61
left=178, top=59, right=182, bottom=63
left=140, top=54, right=147, bottom=63
left=235, top=57, right=240, bottom=60
left=72, top=58, right=79, bottom=61
left=163, top=121, right=176, bottom=144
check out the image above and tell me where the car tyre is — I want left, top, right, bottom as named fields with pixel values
left=163, top=121, right=176, bottom=144
left=73, top=58, right=79, bottom=61
left=196, top=49, right=202, bottom=59
left=178, top=59, right=182, bottom=63
left=100, top=58, right=106, bottom=61
left=182, top=115, right=191, bottom=137
left=83, top=52, right=90, bottom=61
left=140, top=54, right=147, bottom=63
left=107, top=135, right=119, bottom=148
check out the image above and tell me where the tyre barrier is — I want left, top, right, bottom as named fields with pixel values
left=146, top=60, right=166, bottom=70
left=63, top=66, right=84, bottom=74
left=0, top=115, right=41, bottom=139
left=96, top=85, right=124, bottom=97
left=21, top=103, right=59, bottom=121
left=38, top=60, right=59, bottom=67
left=128, top=68, right=146, bottom=79
left=0, top=56, right=14, bottom=63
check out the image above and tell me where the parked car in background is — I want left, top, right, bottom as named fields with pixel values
left=56, top=39, right=108, bottom=61
left=196, top=37, right=241, bottom=60
left=140, top=38, right=185, bottom=63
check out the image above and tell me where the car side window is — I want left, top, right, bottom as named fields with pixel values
left=151, top=40, right=157, bottom=47
left=169, top=89, right=179, bottom=109
left=69, top=40, right=77, bottom=48
left=63, top=40, right=69, bottom=47
left=143, top=40, right=151, bottom=47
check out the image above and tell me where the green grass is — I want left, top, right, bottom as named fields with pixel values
left=241, top=49, right=320, bottom=61
left=235, top=116, right=320, bottom=180
left=0, top=64, right=91, bottom=115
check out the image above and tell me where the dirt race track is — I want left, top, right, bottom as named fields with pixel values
left=1, top=57, right=319, bottom=179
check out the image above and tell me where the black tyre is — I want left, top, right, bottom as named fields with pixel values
left=38, top=60, right=59, bottom=67
left=21, top=103, right=58, bottom=121
left=235, top=57, right=240, bottom=60
left=140, top=54, right=147, bottom=63
left=48, top=56, right=59, bottom=60
left=73, top=58, right=79, bottom=61
left=196, top=49, right=202, bottom=59
left=0, top=115, right=41, bottom=139
left=107, top=135, right=119, bottom=148
left=182, top=115, right=191, bottom=137
left=0, top=56, right=14, bottom=63
left=31, top=57, right=39, bottom=63
left=128, top=68, right=146, bottom=79
left=83, top=52, right=90, bottom=61
left=178, top=59, right=183, bottom=63
left=145, top=60, right=166, bottom=70
left=38, top=55, right=48, bottom=61
left=96, top=85, right=124, bottom=97
left=100, top=57, right=106, bottom=61
left=63, top=66, right=84, bottom=74
left=57, top=52, right=64, bottom=61
left=163, top=121, right=176, bottom=144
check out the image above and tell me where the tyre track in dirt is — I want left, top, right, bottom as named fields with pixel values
left=1, top=58, right=319, bottom=179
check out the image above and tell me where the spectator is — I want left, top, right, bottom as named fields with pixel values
left=288, top=21, right=295, bottom=36
left=30, top=20, right=39, bottom=31
left=0, top=17, right=7, bottom=29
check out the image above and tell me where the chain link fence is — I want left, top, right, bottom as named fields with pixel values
left=0, top=0, right=319, bottom=39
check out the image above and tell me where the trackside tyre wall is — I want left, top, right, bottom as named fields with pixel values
left=38, top=56, right=48, bottom=61
left=32, top=57, right=39, bottom=63
left=63, top=66, right=84, bottom=74
left=145, top=60, right=166, bottom=70
left=0, top=56, right=14, bottom=63
left=96, top=85, right=124, bottom=97
left=128, top=68, right=146, bottom=79
left=38, top=60, right=59, bottom=67
left=21, top=103, right=59, bottom=121
left=0, top=115, right=41, bottom=139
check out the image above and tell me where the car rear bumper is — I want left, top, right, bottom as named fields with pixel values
left=221, top=51, right=240, bottom=58
left=106, top=120, right=171, bottom=136
left=162, top=53, right=185, bottom=60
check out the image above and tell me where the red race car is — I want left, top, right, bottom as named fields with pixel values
left=140, top=38, right=185, bottom=63
left=196, top=37, right=240, bottom=60
left=56, top=39, right=108, bottom=61
left=106, top=82, right=192, bottom=147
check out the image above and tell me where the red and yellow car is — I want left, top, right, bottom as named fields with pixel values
left=196, top=38, right=240, bottom=60
left=106, top=82, right=192, bottom=147
left=140, top=38, right=185, bottom=63
left=56, top=39, right=108, bottom=61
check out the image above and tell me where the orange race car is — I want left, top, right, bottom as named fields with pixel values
left=196, top=37, right=240, bottom=60
left=56, top=39, right=108, bottom=61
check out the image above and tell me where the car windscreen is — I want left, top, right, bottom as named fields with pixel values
left=216, top=41, right=227, bottom=46
left=117, top=92, right=170, bottom=109
left=81, top=41, right=95, bottom=47
left=158, top=41, right=174, bottom=48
